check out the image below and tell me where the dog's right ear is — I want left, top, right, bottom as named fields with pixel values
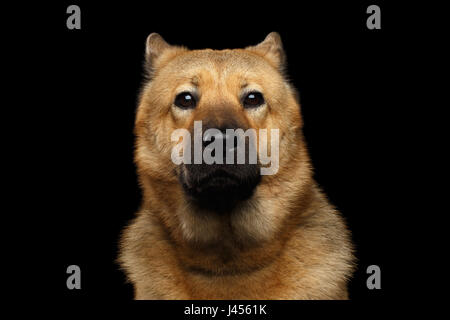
left=144, top=33, right=183, bottom=77
left=145, top=33, right=170, bottom=66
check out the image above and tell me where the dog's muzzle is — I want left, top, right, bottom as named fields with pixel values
left=180, top=129, right=261, bottom=213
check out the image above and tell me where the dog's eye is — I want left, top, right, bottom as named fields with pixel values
left=174, top=92, right=197, bottom=109
left=243, top=92, right=265, bottom=108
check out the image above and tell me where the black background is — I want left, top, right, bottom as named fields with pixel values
left=19, top=0, right=411, bottom=312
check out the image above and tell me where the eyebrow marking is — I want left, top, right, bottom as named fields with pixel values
left=191, top=76, right=199, bottom=86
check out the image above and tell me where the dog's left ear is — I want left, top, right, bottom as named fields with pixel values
left=247, top=32, right=286, bottom=71
left=144, top=33, right=185, bottom=78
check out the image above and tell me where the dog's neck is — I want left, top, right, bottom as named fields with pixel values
left=139, top=170, right=316, bottom=276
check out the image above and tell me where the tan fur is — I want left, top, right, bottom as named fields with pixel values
left=118, top=32, right=355, bottom=299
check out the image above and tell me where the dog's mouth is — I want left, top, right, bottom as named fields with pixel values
left=193, top=169, right=239, bottom=188
left=180, top=164, right=261, bottom=213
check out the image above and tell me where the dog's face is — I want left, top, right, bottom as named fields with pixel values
left=135, top=33, right=309, bottom=243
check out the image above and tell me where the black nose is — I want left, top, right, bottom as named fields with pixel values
left=203, top=129, right=239, bottom=151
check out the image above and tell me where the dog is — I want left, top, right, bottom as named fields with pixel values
left=118, top=32, right=355, bottom=299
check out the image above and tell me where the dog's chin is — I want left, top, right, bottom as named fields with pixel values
left=180, top=165, right=261, bottom=213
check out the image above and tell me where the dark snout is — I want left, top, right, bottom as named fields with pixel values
left=180, top=121, right=261, bottom=213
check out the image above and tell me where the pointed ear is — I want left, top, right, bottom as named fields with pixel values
left=144, top=33, right=187, bottom=78
left=247, top=32, right=286, bottom=71
left=145, top=33, right=172, bottom=67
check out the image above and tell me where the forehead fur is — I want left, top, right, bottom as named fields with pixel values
left=154, top=49, right=283, bottom=83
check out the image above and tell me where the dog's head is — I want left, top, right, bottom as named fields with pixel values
left=135, top=33, right=309, bottom=243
